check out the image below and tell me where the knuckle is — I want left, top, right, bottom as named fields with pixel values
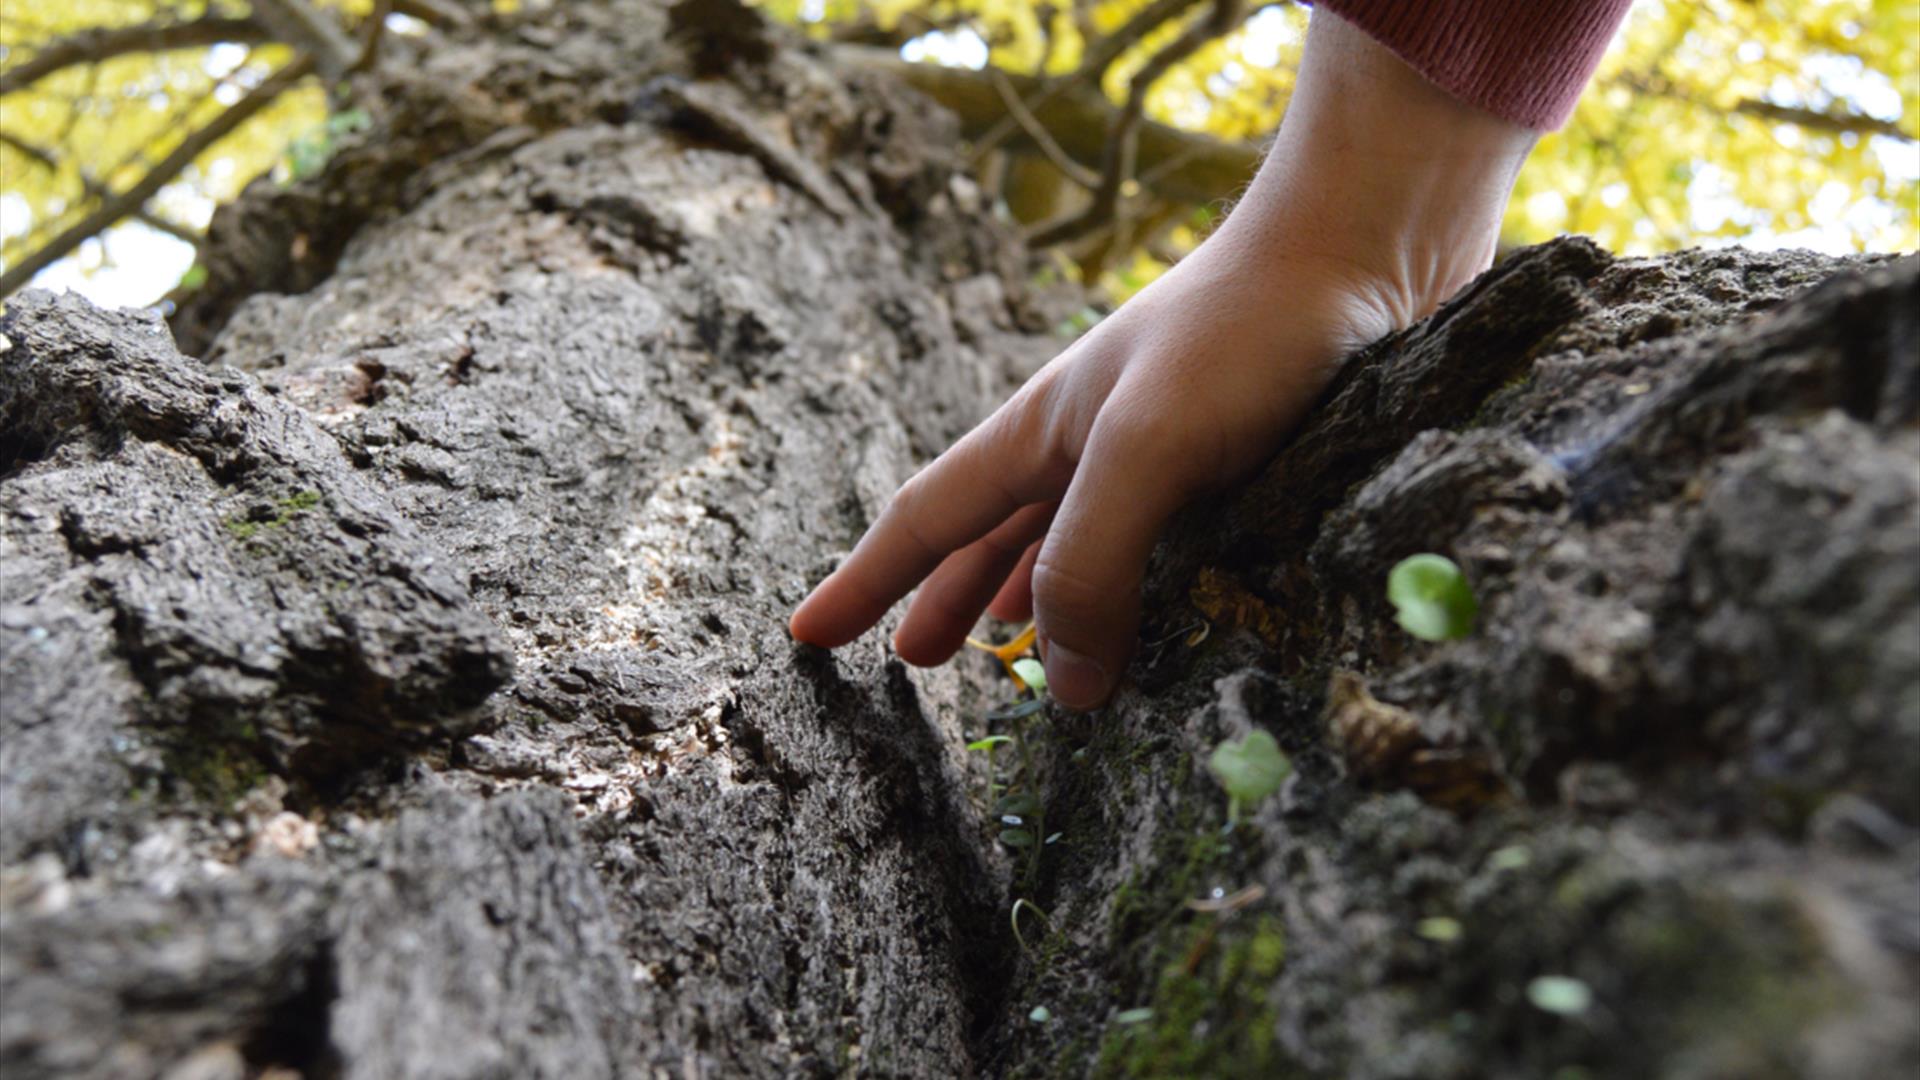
left=1030, top=558, right=1108, bottom=627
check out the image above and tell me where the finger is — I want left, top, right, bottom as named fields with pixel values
left=790, top=408, right=1070, bottom=649
left=986, top=541, right=1040, bottom=623
left=1031, top=406, right=1202, bottom=709
left=893, top=503, right=1056, bottom=666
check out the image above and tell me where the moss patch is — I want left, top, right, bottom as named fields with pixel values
left=1093, top=915, right=1297, bottom=1079
left=224, top=489, right=323, bottom=541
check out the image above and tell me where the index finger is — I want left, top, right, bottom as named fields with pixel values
left=790, top=414, right=1067, bottom=649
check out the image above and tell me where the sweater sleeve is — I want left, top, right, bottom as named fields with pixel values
left=1313, top=0, right=1636, bottom=130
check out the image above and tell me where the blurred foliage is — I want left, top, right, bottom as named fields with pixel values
left=768, top=0, right=1918, bottom=295
left=0, top=1, right=338, bottom=272
left=0, top=0, right=1914, bottom=302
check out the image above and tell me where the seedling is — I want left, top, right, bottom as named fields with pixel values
left=1387, top=554, right=1478, bottom=641
left=1011, top=898, right=1058, bottom=958
left=964, top=623, right=1060, bottom=875
left=965, top=621, right=1038, bottom=681
left=1011, top=657, right=1047, bottom=695
left=1207, top=730, right=1291, bottom=825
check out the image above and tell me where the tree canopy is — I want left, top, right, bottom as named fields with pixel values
left=1, top=0, right=1914, bottom=304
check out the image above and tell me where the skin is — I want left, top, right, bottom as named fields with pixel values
left=791, top=9, right=1540, bottom=709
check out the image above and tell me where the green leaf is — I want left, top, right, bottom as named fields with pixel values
left=1387, top=554, right=1479, bottom=641
left=1527, top=975, right=1593, bottom=1016
left=995, top=792, right=1041, bottom=817
left=1207, top=730, right=1291, bottom=806
left=1114, top=1007, right=1154, bottom=1025
left=1029, top=1005, right=1052, bottom=1023
left=1011, top=657, right=1047, bottom=694
left=999, top=828, right=1035, bottom=848
left=1488, top=845, right=1531, bottom=872
left=1416, top=916, right=1463, bottom=942
left=966, top=735, right=1014, bottom=752
left=986, top=698, right=1048, bottom=722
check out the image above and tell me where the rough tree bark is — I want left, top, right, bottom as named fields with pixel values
left=2, top=3, right=1915, bottom=1079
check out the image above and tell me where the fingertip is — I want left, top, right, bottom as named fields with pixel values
left=890, top=626, right=957, bottom=668
left=788, top=589, right=857, bottom=649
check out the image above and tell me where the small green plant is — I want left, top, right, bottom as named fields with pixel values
left=1207, top=730, right=1291, bottom=825
left=1010, top=898, right=1058, bottom=958
left=1387, top=553, right=1478, bottom=641
left=1527, top=975, right=1593, bottom=1016
left=1011, top=657, right=1047, bottom=694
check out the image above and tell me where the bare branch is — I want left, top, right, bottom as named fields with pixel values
left=0, top=130, right=58, bottom=170
left=354, top=0, right=396, bottom=72
left=989, top=68, right=1100, bottom=188
left=0, top=131, right=202, bottom=246
left=0, top=53, right=316, bottom=299
left=392, top=0, right=475, bottom=28
left=843, top=47, right=1261, bottom=207
left=968, top=0, right=1209, bottom=162
left=0, top=17, right=270, bottom=97
left=1616, top=72, right=1915, bottom=142
left=251, top=0, right=360, bottom=79
left=1029, top=0, right=1248, bottom=248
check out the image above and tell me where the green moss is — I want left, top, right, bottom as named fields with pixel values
left=1092, top=917, right=1298, bottom=1079
left=1109, top=826, right=1226, bottom=946
left=223, top=489, right=324, bottom=542
left=161, top=737, right=268, bottom=809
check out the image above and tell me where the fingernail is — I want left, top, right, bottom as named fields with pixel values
left=1043, top=640, right=1110, bottom=709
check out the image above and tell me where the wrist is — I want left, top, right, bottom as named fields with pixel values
left=1219, top=8, right=1536, bottom=327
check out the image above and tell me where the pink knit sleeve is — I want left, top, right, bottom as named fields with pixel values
left=1313, top=0, right=1636, bottom=130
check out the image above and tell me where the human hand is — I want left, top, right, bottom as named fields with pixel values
left=790, top=10, right=1537, bottom=708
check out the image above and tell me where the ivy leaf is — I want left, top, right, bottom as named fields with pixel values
left=1387, top=554, right=1478, bottom=642
left=999, top=828, right=1035, bottom=848
left=1011, top=657, right=1047, bottom=694
left=1207, top=730, right=1291, bottom=806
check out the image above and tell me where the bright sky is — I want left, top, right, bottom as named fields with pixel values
left=17, top=11, right=1918, bottom=311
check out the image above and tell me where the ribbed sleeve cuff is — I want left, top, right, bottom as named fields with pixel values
left=1314, top=0, right=1636, bottom=130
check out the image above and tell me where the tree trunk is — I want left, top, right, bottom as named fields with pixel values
left=2, top=3, right=1914, bottom=1079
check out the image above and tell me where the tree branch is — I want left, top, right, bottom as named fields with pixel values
left=1029, top=0, right=1248, bottom=248
left=391, top=0, right=474, bottom=28
left=0, top=54, right=316, bottom=299
left=0, top=131, right=203, bottom=246
left=968, top=0, right=1209, bottom=162
left=842, top=47, right=1261, bottom=207
left=989, top=68, right=1100, bottom=188
left=0, top=17, right=271, bottom=97
left=1616, top=72, right=1915, bottom=142
left=251, top=0, right=360, bottom=79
